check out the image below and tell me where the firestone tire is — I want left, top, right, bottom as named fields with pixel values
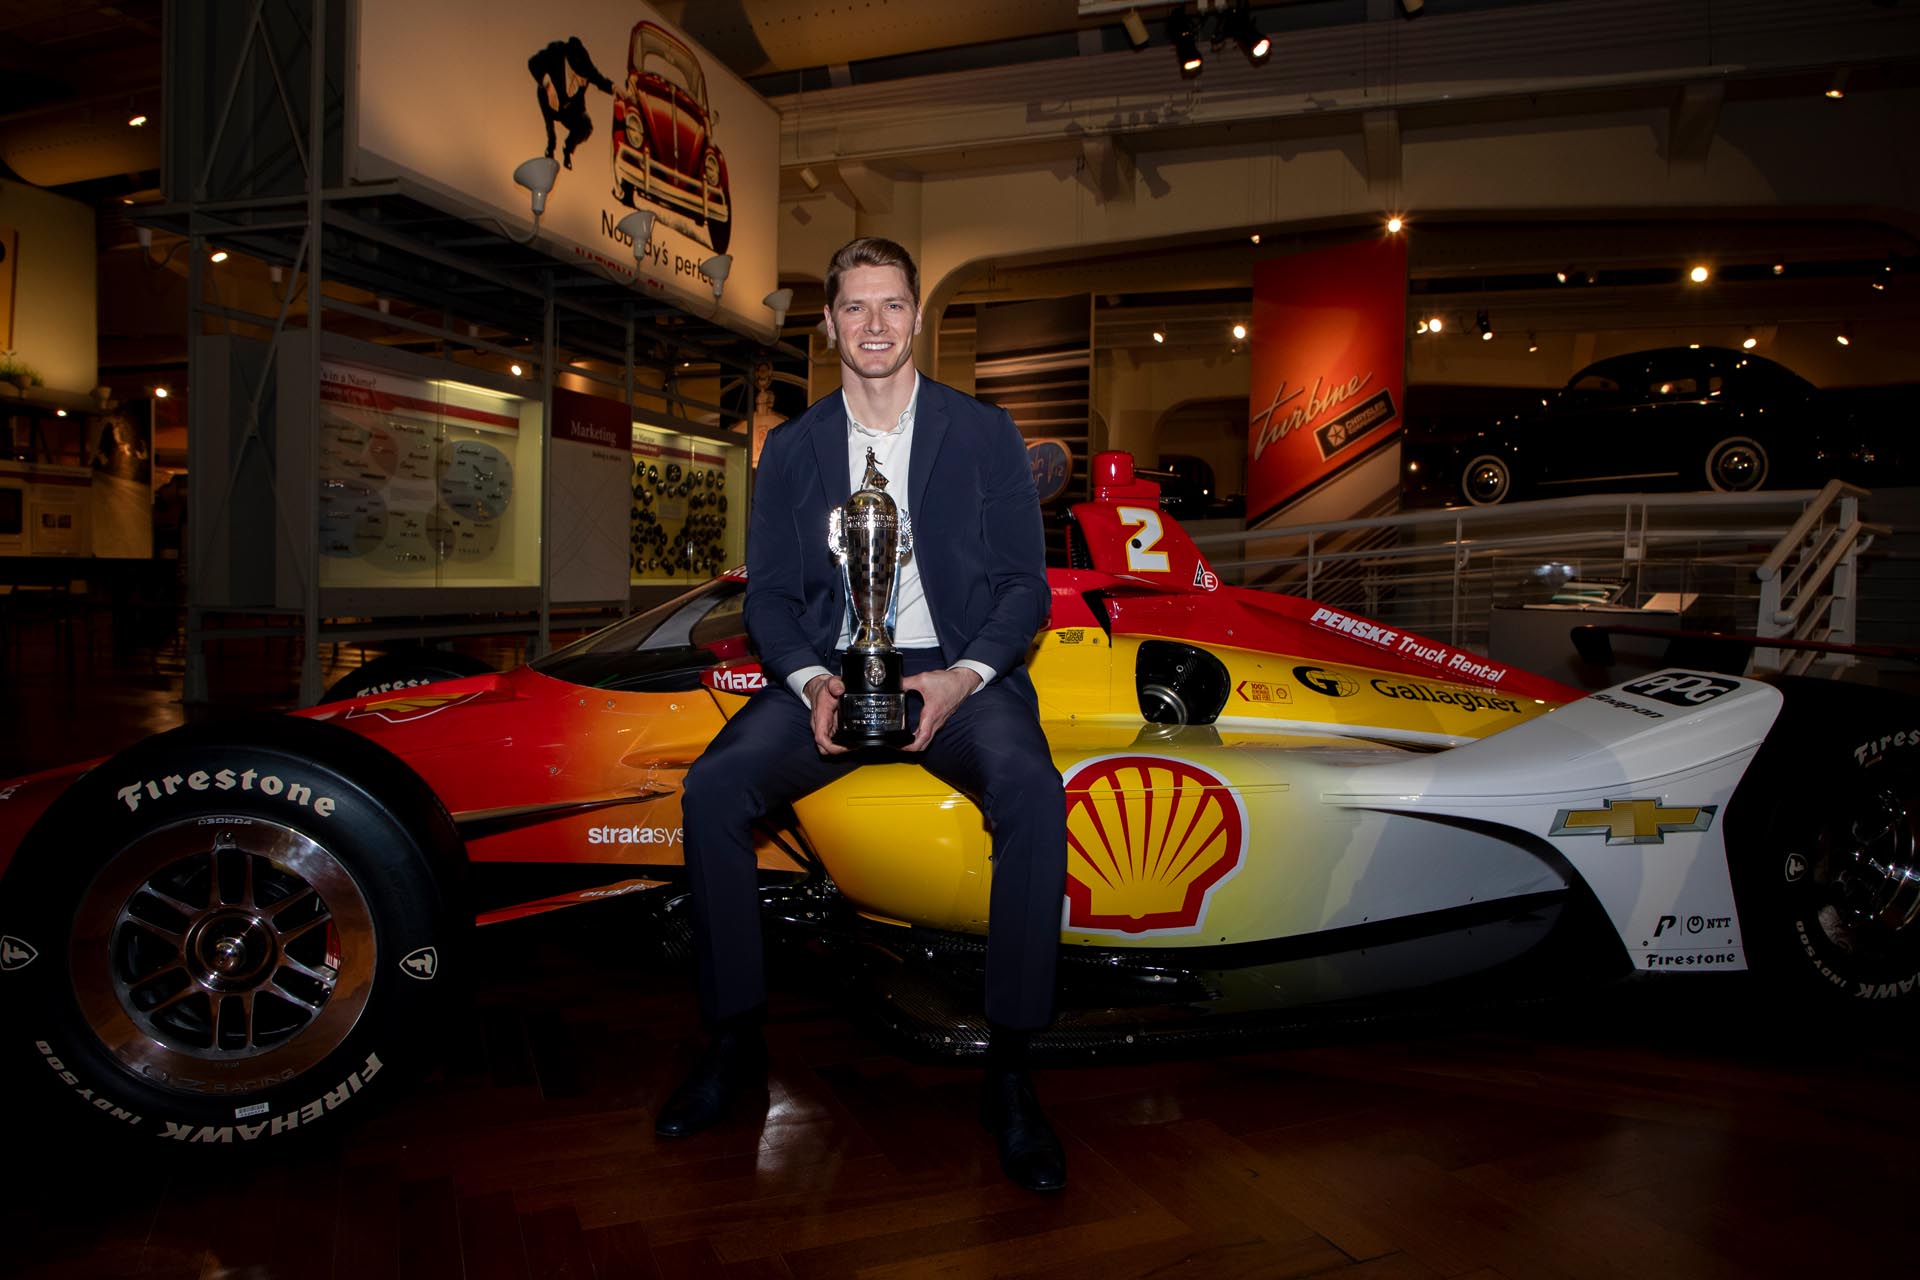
left=0, top=716, right=467, bottom=1149
left=319, top=648, right=493, bottom=705
left=1728, top=678, right=1920, bottom=1006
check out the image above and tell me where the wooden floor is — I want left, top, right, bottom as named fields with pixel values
left=4, top=625, right=1920, bottom=1278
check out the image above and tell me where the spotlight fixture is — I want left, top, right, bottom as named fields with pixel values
left=1688, top=342, right=1701, bottom=349
left=1167, top=5, right=1202, bottom=74
left=127, top=113, right=148, bottom=128
left=1231, top=322, right=1248, bottom=341
left=1121, top=7, right=1150, bottom=50
left=1836, top=332, right=1851, bottom=345
left=154, top=386, right=170, bottom=399
left=1249, top=233, right=1261, bottom=245
left=1555, top=270, right=1569, bottom=284
left=615, top=210, right=656, bottom=261
left=701, top=253, right=733, bottom=300
left=209, top=250, right=228, bottom=263
left=1689, top=264, right=1710, bottom=284
left=56, top=408, right=68, bottom=417
left=798, top=165, right=821, bottom=191
left=1527, top=332, right=1539, bottom=353
left=1225, top=3, right=1270, bottom=63
left=510, top=362, right=525, bottom=377
left=763, top=288, right=795, bottom=329
left=508, top=156, right=561, bottom=245
left=1400, top=0, right=1425, bottom=15
left=1426, top=315, right=1443, bottom=333
left=1386, top=216, right=1404, bottom=233
left=1742, top=336, right=1758, bottom=349
left=1476, top=310, right=1493, bottom=341
left=1773, top=263, right=1785, bottom=275
left=511, top=156, right=560, bottom=215
left=1416, top=319, right=1430, bottom=334
left=1826, top=69, right=1850, bottom=100
left=1151, top=327, right=1166, bottom=344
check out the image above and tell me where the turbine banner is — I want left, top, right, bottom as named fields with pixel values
left=1245, top=236, right=1408, bottom=521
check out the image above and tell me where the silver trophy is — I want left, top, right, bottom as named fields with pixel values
left=827, top=448, right=915, bottom=748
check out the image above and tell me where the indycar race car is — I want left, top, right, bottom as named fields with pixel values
left=1, top=452, right=1914, bottom=1148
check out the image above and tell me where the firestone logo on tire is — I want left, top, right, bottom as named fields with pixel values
left=400, top=947, right=439, bottom=980
left=116, top=767, right=339, bottom=818
left=1, top=936, right=38, bottom=970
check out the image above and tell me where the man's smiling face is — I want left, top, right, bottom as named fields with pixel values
left=826, top=264, right=922, bottom=384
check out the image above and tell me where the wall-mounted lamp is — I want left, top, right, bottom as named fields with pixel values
left=509, top=156, right=561, bottom=244
left=701, top=253, right=733, bottom=300
left=764, top=287, right=795, bottom=329
left=615, top=210, right=656, bottom=262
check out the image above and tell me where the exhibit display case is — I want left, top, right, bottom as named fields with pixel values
left=629, top=424, right=744, bottom=585
left=316, top=360, right=543, bottom=591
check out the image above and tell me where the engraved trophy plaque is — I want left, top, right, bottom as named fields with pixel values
left=827, top=448, right=915, bottom=748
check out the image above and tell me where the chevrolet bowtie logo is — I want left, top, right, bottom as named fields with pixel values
left=1550, top=798, right=1717, bottom=845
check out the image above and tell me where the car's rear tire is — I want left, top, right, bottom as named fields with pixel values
left=319, top=647, right=493, bottom=705
left=1727, top=679, right=1920, bottom=1006
left=0, top=717, right=467, bottom=1148
left=1460, top=453, right=1513, bottom=505
left=1705, top=436, right=1769, bottom=492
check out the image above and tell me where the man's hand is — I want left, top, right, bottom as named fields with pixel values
left=806, top=673, right=850, bottom=755
left=901, top=667, right=980, bottom=751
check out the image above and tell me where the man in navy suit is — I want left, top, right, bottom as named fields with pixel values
left=659, top=237, right=1070, bottom=1192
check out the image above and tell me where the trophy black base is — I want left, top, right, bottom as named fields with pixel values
left=834, top=648, right=912, bottom=749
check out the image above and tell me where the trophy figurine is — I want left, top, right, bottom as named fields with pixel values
left=827, top=448, right=915, bottom=748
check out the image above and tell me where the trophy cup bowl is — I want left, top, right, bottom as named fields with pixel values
left=828, top=461, right=914, bottom=749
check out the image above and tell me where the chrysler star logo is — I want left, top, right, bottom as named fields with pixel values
left=1550, top=798, right=1717, bottom=845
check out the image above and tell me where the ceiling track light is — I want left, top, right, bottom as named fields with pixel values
left=1120, top=7, right=1150, bottom=50
left=1826, top=68, right=1850, bottom=100
left=1167, top=5, right=1202, bottom=75
left=1476, top=310, right=1493, bottom=341
left=1224, top=2, right=1269, bottom=64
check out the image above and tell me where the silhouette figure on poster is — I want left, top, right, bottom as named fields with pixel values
left=527, top=36, right=612, bottom=170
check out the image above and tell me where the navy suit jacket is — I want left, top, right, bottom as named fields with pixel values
left=743, top=377, right=1050, bottom=706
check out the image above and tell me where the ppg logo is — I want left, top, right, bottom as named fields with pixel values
left=1622, top=673, right=1738, bottom=707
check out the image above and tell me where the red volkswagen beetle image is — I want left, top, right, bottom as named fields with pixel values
left=609, top=21, right=732, bottom=254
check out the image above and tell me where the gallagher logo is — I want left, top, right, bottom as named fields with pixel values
left=1294, top=666, right=1358, bottom=698
left=1061, top=755, right=1246, bottom=935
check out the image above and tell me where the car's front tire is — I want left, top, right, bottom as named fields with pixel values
left=1460, top=453, right=1513, bottom=505
left=1729, top=679, right=1920, bottom=1006
left=0, top=717, right=466, bottom=1148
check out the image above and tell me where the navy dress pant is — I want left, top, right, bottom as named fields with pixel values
left=680, top=651, right=1067, bottom=1030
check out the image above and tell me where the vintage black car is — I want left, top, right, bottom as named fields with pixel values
left=1443, top=347, right=1883, bottom=506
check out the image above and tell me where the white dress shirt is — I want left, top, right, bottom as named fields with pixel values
left=786, top=374, right=997, bottom=707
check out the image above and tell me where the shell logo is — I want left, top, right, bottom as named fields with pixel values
left=1061, top=755, right=1246, bottom=935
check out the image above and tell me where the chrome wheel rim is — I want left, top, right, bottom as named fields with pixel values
left=1799, top=782, right=1920, bottom=954
left=69, top=818, right=376, bottom=1095
left=1709, top=440, right=1766, bottom=491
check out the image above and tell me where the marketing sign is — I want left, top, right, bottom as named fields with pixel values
left=1245, top=236, right=1408, bottom=521
left=351, top=1, right=778, bottom=341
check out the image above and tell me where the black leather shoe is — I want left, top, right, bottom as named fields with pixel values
left=979, top=1069, right=1067, bottom=1192
left=654, top=1032, right=767, bottom=1138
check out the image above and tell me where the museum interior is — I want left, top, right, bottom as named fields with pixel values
left=3, top=2, right=1920, bottom=1276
